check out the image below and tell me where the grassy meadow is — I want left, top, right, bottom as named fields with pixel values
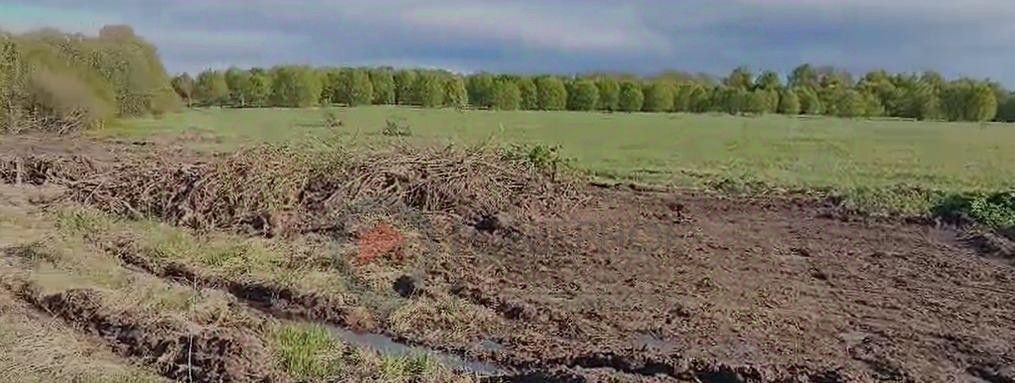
left=104, top=106, right=1015, bottom=194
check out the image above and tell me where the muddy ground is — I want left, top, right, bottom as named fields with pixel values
left=2, top=134, right=1014, bottom=382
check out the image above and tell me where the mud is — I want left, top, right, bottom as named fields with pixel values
left=439, top=189, right=1015, bottom=382
left=9, top=282, right=284, bottom=383
left=109, top=240, right=377, bottom=331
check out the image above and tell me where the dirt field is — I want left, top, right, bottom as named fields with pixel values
left=1, top=135, right=1014, bottom=383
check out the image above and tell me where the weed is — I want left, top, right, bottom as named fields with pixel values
left=323, top=110, right=343, bottom=128
left=502, top=143, right=576, bottom=180
left=933, top=191, right=1015, bottom=233
left=382, top=118, right=412, bottom=137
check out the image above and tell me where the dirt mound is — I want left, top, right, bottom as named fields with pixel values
left=8, top=282, right=285, bottom=382
left=66, top=144, right=585, bottom=236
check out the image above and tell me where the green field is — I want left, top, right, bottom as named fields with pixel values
left=105, top=106, right=1015, bottom=196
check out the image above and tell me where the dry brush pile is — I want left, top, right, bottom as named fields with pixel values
left=10, top=144, right=587, bottom=236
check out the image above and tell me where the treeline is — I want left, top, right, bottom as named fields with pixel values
left=0, top=26, right=179, bottom=133
left=176, top=64, right=1015, bottom=122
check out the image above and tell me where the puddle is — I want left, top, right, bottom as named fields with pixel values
left=325, top=324, right=508, bottom=376
left=632, top=332, right=679, bottom=354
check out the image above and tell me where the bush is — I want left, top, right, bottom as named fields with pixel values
left=567, top=80, right=599, bottom=111
left=617, top=81, right=644, bottom=112
left=934, top=191, right=1015, bottom=230
left=535, top=76, right=567, bottom=110
left=642, top=81, right=675, bottom=112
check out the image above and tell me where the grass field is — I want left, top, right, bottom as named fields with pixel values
left=104, top=106, right=1015, bottom=197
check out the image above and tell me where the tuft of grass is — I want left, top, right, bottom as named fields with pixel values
left=269, top=323, right=344, bottom=380
left=382, top=118, right=412, bottom=137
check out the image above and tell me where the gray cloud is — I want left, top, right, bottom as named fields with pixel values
left=2, top=0, right=1013, bottom=85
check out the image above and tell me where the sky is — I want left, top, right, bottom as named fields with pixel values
left=1, top=0, right=1013, bottom=85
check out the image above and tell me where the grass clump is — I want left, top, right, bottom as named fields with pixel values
left=270, top=323, right=343, bottom=380
left=382, top=118, right=412, bottom=137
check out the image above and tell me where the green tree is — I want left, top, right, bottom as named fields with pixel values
left=777, top=88, right=800, bottom=115
left=755, top=70, right=782, bottom=90
left=596, top=77, right=620, bottom=111
left=269, top=65, right=321, bottom=107
left=788, top=64, right=818, bottom=89
left=535, top=76, right=567, bottom=110
left=567, top=79, right=599, bottom=111
left=997, top=93, right=1015, bottom=122
left=617, top=81, right=644, bottom=112
left=796, top=87, right=822, bottom=115
left=413, top=72, right=445, bottom=107
left=715, top=87, right=749, bottom=114
left=369, top=69, right=395, bottom=105
left=489, top=80, right=521, bottom=111
left=336, top=68, right=373, bottom=106
left=194, top=69, right=228, bottom=106
left=393, top=69, right=418, bottom=105
left=224, top=67, right=252, bottom=107
left=724, top=66, right=753, bottom=90
left=246, top=71, right=271, bottom=107
left=942, top=79, right=997, bottom=121
left=830, top=89, right=866, bottom=118
left=516, top=77, right=538, bottom=110
left=466, top=73, right=495, bottom=108
left=642, top=81, right=675, bottom=112
left=444, top=75, right=468, bottom=108
left=170, top=73, right=195, bottom=107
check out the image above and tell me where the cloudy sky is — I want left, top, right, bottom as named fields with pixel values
left=2, top=1, right=1013, bottom=85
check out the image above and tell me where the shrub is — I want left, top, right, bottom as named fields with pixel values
left=535, top=76, right=567, bottom=110
left=382, top=118, right=412, bottom=136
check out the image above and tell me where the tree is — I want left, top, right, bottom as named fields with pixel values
left=642, top=81, right=675, bottom=112
left=941, top=79, right=997, bottom=121
left=393, top=69, right=418, bottom=105
left=516, top=77, right=538, bottom=110
left=777, top=89, right=800, bottom=115
left=269, top=65, right=321, bottom=107
left=724, top=66, right=753, bottom=90
left=224, top=67, right=253, bottom=107
left=336, top=68, right=373, bottom=106
left=194, top=69, right=228, bottom=106
left=535, top=76, right=567, bottom=110
left=997, top=93, right=1015, bottom=122
left=830, top=89, right=866, bottom=118
left=715, top=87, right=749, bottom=114
left=796, top=87, right=822, bottom=115
left=567, top=79, right=599, bottom=111
left=246, top=71, right=271, bottom=107
left=744, top=89, right=778, bottom=114
left=413, top=72, right=445, bottom=107
left=369, top=69, right=395, bottom=105
left=788, top=64, right=818, bottom=89
left=755, top=70, right=782, bottom=90
left=444, top=75, right=468, bottom=108
left=489, top=80, right=521, bottom=111
left=596, top=77, right=620, bottom=111
left=466, top=73, right=495, bottom=108
left=617, top=81, right=644, bottom=112
left=171, top=73, right=195, bottom=107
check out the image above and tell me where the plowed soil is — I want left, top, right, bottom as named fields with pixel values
left=444, top=188, right=1015, bottom=382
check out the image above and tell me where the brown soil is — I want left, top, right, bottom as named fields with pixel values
left=7, top=281, right=286, bottom=383
left=440, top=188, right=1015, bottom=382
